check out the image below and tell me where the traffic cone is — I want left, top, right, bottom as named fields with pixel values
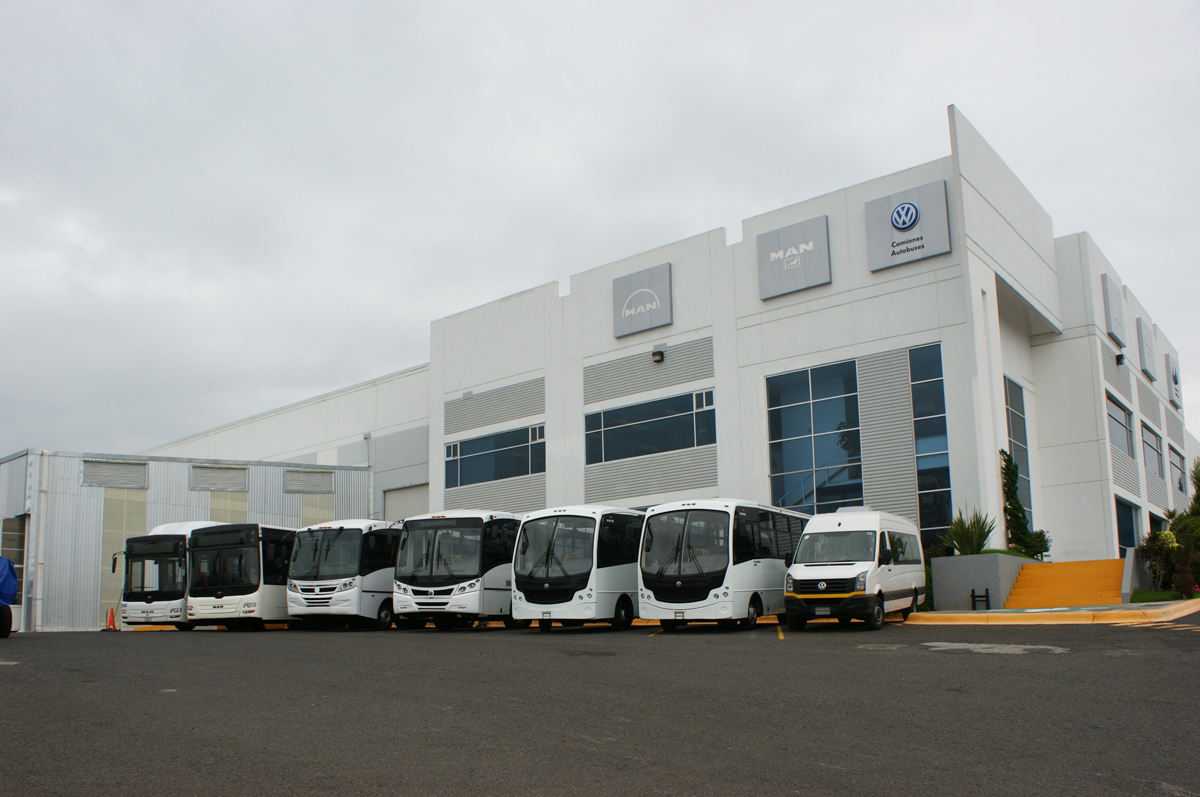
left=103, top=608, right=117, bottom=631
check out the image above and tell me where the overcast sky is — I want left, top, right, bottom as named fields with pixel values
left=1, top=1, right=1198, bottom=458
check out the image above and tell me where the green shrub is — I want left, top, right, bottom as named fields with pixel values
left=1137, top=526, right=1178, bottom=592
left=939, top=509, right=995, bottom=556
left=1131, top=589, right=1184, bottom=603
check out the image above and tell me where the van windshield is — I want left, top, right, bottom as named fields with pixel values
left=795, top=530, right=875, bottom=564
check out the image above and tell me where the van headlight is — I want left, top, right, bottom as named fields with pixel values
left=785, top=575, right=794, bottom=593
left=853, top=572, right=867, bottom=592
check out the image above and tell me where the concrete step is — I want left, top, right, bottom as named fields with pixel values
left=1003, top=559, right=1124, bottom=610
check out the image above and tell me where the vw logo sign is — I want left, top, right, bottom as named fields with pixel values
left=1173, top=366, right=1180, bottom=385
left=818, top=581, right=827, bottom=591
left=891, top=202, right=919, bottom=232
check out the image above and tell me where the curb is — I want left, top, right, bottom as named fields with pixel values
left=905, top=600, right=1200, bottom=625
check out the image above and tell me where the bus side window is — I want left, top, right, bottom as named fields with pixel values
left=624, top=515, right=642, bottom=565
left=597, top=516, right=618, bottom=569
left=732, top=509, right=757, bottom=564
left=262, top=531, right=289, bottom=585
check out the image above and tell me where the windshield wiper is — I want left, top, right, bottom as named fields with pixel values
left=655, top=532, right=684, bottom=577
left=684, top=538, right=705, bottom=577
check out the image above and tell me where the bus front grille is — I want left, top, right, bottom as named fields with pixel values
left=793, top=578, right=856, bottom=594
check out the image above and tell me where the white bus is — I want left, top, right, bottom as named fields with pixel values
left=114, top=521, right=227, bottom=630
left=392, top=510, right=522, bottom=631
left=638, top=499, right=809, bottom=631
left=511, top=505, right=645, bottom=632
left=187, top=523, right=296, bottom=630
left=287, top=520, right=404, bottom=629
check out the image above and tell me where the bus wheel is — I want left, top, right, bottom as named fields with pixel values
left=866, top=596, right=886, bottom=630
left=739, top=597, right=761, bottom=629
left=502, top=614, right=531, bottom=629
left=0, top=605, right=11, bottom=638
left=784, top=613, right=807, bottom=631
left=173, top=622, right=196, bottom=632
left=376, top=601, right=395, bottom=630
left=609, top=596, right=633, bottom=631
left=538, top=619, right=553, bottom=633
left=901, top=591, right=918, bottom=621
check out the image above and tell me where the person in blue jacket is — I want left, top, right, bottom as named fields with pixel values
left=0, top=555, right=17, bottom=638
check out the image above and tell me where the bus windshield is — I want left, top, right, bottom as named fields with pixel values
left=514, top=515, right=594, bottom=579
left=289, top=528, right=361, bottom=581
left=794, top=530, right=876, bottom=564
left=125, top=537, right=186, bottom=598
left=395, top=518, right=483, bottom=585
left=640, top=510, right=729, bottom=578
left=190, top=546, right=260, bottom=590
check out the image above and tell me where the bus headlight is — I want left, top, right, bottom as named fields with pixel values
left=394, top=582, right=409, bottom=595
left=287, top=582, right=299, bottom=593
left=785, top=575, right=794, bottom=593
left=454, top=580, right=480, bottom=594
left=853, top=572, right=867, bottom=592
left=337, top=579, right=357, bottom=592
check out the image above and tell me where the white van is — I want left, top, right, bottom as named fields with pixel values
left=782, top=508, right=925, bottom=631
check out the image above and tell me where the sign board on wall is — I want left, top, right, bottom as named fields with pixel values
left=865, top=180, right=951, bottom=272
left=756, top=216, right=831, bottom=300
left=1100, top=273, right=1126, bottom=348
left=1136, top=317, right=1156, bottom=381
left=613, top=262, right=672, bottom=338
left=1165, top=352, right=1183, bottom=409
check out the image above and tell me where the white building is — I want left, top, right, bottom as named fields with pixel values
left=143, top=106, right=1192, bottom=563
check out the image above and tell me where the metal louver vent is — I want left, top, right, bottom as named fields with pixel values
left=284, top=470, right=335, bottom=494
left=190, top=466, right=248, bottom=492
left=82, top=461, right=147, bottom=489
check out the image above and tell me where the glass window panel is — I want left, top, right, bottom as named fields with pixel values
left=909, top=345, right=943, bottom=383
left=769, top=438, right=814, bottom=475
left=1010, top=443, right=1029, bottom=476
left=916, top=453, right=951, bottom=491
left=1017, top=478, right=1032, bottom=515
left=1107, top=413, right=1133, bottom=458
left=771, top=472, right=815, bottom=508
left=814, top=429, right=860, bottom=468
left=911, top=380, right=946, bottom=418
left=585, top=413, right=601, bottom=433
left=766, top=371, right=810, bottom=408
left=812, top=396, right=859, bottom=435
left=1007, top=410, right=1027, bottom=447
left=459, top=447, right=530, bottom=486
left=585, top=432, right=603, bottom=465
left=695, top=409, right=716, bottom=447
left=444, top=460, right=458, bottom=489
left=914, top=416, right=948, bottom=455
left=602, top=414, right=694, bottom=462
left=603, top=394, right=694, bottom=428
left=530, top=442, right=545, bottom=474
left=768, top=404, right=812, bottom=442
left=1005, top=377, right=1025, bottom=415
left=459, top=428, right=529, bottom=457
left=705, top=390, right=714, bottom=407
left=918, top=490, right=953, bottom=530
left=811, top=361, right=857, bottom=400
left=1116, top=500, right=1136, bottom=550
left=814, top=465, right=863, bottom=504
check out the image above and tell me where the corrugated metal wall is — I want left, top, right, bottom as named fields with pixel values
left=1137, top=380, right=1162, bottom=430
left=858, top=350, right=919, bottom=524
left=584, top=446, right=717, bottom=503
left=444, top=378, right=545, bottom=435
left=1102, top=343, right=1133, bottom=403
left=583, top=337, right=714, bottom=405
left=1110, top=446, right=1140, bottom=495
left=444, top=473, right=546, bottom=516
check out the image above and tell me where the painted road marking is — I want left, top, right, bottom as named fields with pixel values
left=0, top=661, right=17, bottom=666
left=776, top=626, right=784, bottom=640
left=922, top=642, right=1068, bottom=655
left=858, top=643, right=905, bottom=650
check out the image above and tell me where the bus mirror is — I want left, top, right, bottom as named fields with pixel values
left=111, top=552, right=121, bottom=573
left=879, top=549, right=893, bottom=566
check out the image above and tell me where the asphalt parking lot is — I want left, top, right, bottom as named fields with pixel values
left=1, top=618, right=1198, bottom=796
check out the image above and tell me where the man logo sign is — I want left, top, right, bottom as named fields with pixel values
left=770, top=241, right=815, bottom=271
left=891, top=202, right=919, bottom=232
left=622, top=289, right=660, bottom=318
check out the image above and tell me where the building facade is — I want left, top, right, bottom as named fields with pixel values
left=142, top=106, right=1192, bottom=564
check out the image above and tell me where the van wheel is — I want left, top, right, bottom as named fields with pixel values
left=739, top=596, right=761, bottom=629
left=538, top=619, right=553, bottom=633
left=900, top=591, right=918, bottom=621
left=866, top=596, right=886, bottom=630
left=784, top=613, right=807, bottom=631
left=376, top=601, right=395, bottom=630
left=610, top=596, right=634, bottom=631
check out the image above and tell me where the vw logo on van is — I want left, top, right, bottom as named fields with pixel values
left=891, top=202, right=919, bottom=232
left=818, top=581, right=827, bottom=591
